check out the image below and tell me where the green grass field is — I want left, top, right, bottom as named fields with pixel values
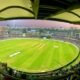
left=0, top=38, right=79, bottom=73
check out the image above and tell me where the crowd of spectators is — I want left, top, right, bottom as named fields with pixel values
left=0, top=61, right=80, bottom=80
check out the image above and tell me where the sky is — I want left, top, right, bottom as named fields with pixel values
left=0, top=19, right=80, bottom=29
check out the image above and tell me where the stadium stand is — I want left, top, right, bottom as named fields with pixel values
left=0, top=27, right=80, bottom=80
left=0, top=0, right=80, bottom=80
left=0, top=60, right=80, bottom=80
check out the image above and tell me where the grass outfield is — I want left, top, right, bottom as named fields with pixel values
left=0, top=38, right=79, bottom=73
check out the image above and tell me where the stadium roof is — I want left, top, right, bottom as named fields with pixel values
left=0, top=0, right=80, bottom=23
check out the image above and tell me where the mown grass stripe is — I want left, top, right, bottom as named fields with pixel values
left=0, top=38, right=79, bottom=73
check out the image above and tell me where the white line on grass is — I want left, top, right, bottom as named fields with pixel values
left=9, top=52, right=21, bottom=57
left=53, top=45, right=59, bottom=48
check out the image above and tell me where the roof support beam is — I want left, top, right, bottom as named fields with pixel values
left=32, top=0, right=40, bottom=19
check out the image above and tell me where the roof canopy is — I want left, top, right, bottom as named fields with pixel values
left=0, top=0, right=80, bottom=23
